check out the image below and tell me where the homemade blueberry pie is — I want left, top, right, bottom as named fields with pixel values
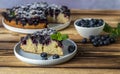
left=2, top=2, right=70, bottom=29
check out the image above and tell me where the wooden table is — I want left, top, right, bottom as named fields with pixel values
left=0, top=9, right=120, bottom=74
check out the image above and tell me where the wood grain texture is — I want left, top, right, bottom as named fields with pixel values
left=1, top=9, right=120, bottom=73
left=0, top=68, right=120, bottom=74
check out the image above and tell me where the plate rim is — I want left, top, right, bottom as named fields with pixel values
left=2, top=18, right=71, bottom=34
left=14, top=39, right=77, bottom=65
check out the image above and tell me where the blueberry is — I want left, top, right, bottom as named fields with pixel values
left=20, top=18, right=27, bottom=26
left=89, top=35, right=95, bottom=39
left=85, top=20, right=90, bottom=25
left=61, top=6, right=68, bottom=11
left=37, top=7, right=42, bottom=11
left=94, top=36, right=99, bottom=41
left=81, top=38, right=87, bottom=43
left=101, top=36, right=106, bottom=40
left=95, top=19, right=99, bottom=24
left=68, top=45, right=75, bottom=53
left=99, top=41, right=104, bottom=46
left=53, top=54, right=60, bottom=59
left=96, top=24, right=100, bottom=27
left=32, top=39, right=38, bottom=44
left=35, top=18, right=39, bottom=22
left=28, top=20, right=33, bottom=25
left=80, top=19, right=86, bottom=26
left=91, top=19, right=97, bottom=24
left=32, top=11, right=37, bottom=15
left=89, top=35, right=95, bottom=42
left=89, top=20, right=94, bottom=27
left=106, top=39, right=110, bottom=45
left=91, top=39, right=96, bottom=43
left=34, top=21, right=39, bottom=25
left=103, top=41, right=108, bottom=45
left=38, top=11, right=42, bottom=15
left=21, top=40, right=26, bottom=45
left=80, top=24, right=86, bottom=27
left=55, top=9, right=60, bottom=16
left=106, top=38, right=110, bottom=41
left=110, top=38, right=115, bottom=43
left=98, top=39, right=102, bottom=43
left=23, top=8, right=29, bottom=11
left=40, top=52, right=47, bottom=58
left=21, top=21, right=26, bottom=26
left=93, top=42, right=99, bottom=47
left=98, top=19, right=104, bottom=26
left=76, top=21, right=81, bottom=26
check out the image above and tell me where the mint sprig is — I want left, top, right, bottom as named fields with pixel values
left=103, top=23, right=120, bottom=37
left=10, top=10, right=15, bottom=17
left=50, top=32, right=68, bottom=41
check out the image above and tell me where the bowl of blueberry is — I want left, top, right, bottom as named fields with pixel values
left=74, top=18, right=105, bottom=38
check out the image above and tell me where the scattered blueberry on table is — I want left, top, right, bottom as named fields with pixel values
left=81, top=35, right=116, bottom=47
left=81, top=38, right=87, bottom=43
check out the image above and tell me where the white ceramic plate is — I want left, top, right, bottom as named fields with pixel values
left=2, top=18, right=70, bottom=34
left=14, top=39, right=77, bottom=66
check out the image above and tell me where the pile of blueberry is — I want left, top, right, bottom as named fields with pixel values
left=81, top=35, right=116, bottom=47
left=76, top=18, right=104, bottom=27
left=40, top=45, right=75, bottom=60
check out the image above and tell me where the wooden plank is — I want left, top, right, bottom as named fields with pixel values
left=71, top=9, right=120, bottom=15
left=2, top=48, right=120, bottom=57
left=0, top=68, right=120, bottom=74
left=0, top=34, right=21, bottom=42
left=0, top=56, right=120, bottom=68
left=0, top=43, right=15, bottom=49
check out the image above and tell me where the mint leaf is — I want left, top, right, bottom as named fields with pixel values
left=103, top=22, right=120, bottom=37
left=62, top=34, right=68, bottom=40
left=57, top=32, right=62, bottom=41
left=103, top=23, right=113, bottom=33
left=50, top=34, right=57, bottom=40
left=50, top=32, right=68, bottom=41
left=10, top=11, right=15, bottom=17
left=117, top=23, right=120, bottom=28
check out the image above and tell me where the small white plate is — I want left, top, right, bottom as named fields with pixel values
left=2, top=18, right=70, bottom=34
left=14, top=39, right=77, bottom=66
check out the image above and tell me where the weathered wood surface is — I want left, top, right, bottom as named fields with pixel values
left=0, top=9, right=120, bottom=73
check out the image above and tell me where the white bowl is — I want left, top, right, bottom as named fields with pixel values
left=74, top=18, right=105, bottom=38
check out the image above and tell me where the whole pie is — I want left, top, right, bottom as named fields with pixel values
left=2, top=2, right=71, bottom=29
